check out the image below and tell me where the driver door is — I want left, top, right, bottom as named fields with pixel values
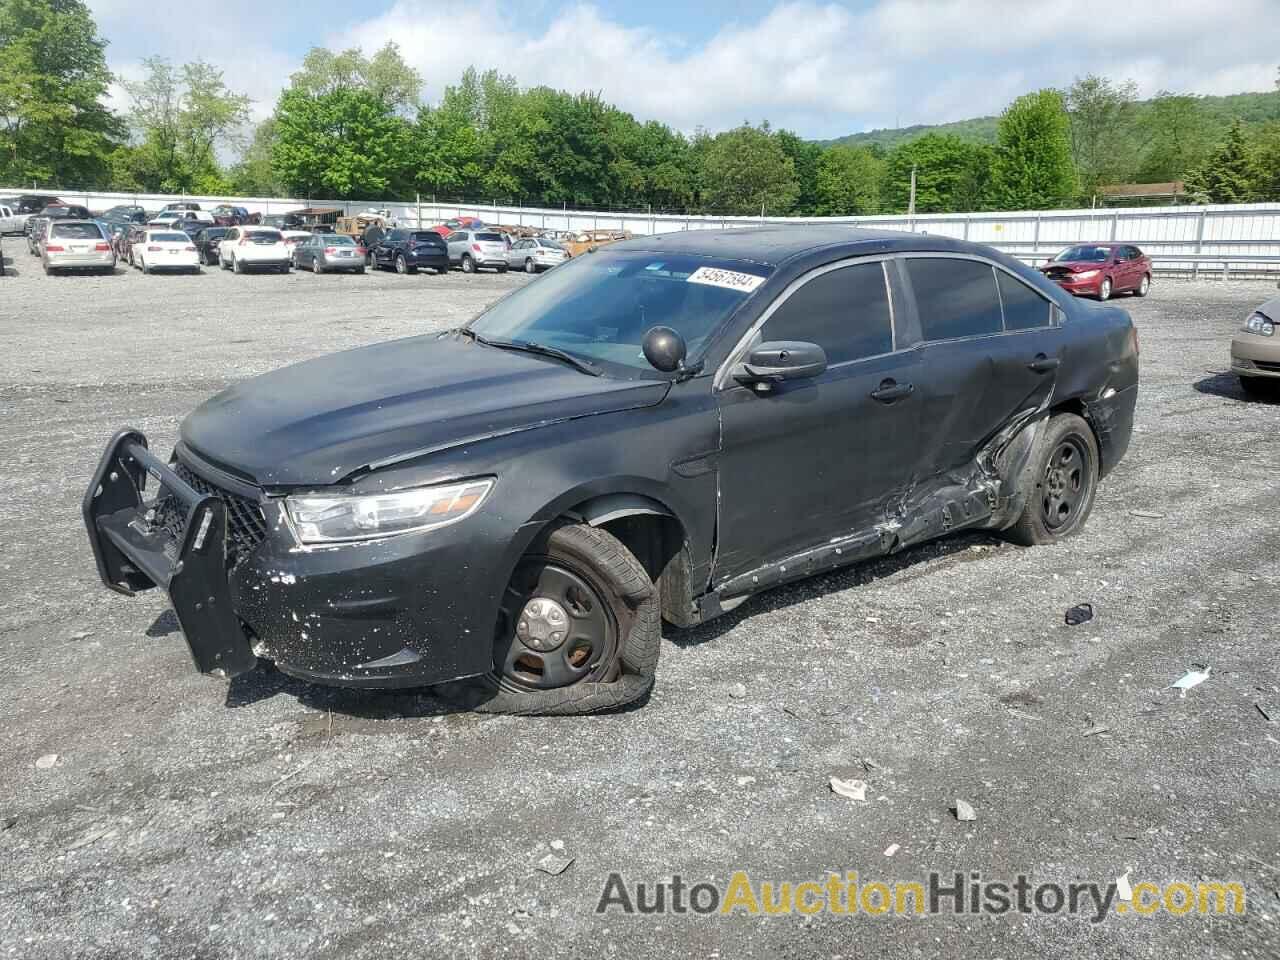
left=714, top=259, right=924, bottom=582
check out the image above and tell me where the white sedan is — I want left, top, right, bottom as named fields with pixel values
left=135, top=230, right=201, bottom=274
left=506, top=237, right=569, bottom=273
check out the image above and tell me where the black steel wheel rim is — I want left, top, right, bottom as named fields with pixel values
left=1041, top=435, right=1089, bottom=531
left=494, top=557, right=618, bottom=690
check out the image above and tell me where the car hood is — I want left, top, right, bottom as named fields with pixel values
left=1041, top=260, right=1108, bottom=273
left=180, top=334, right=668, bottom=486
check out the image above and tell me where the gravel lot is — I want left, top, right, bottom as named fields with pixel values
left=1, top=248, right=1278, bottom=959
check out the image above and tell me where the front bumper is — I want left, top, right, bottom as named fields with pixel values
left=83, top=431, right=506, bottom=688
left=1230, top=333, right=1280, bottom=379
left=1043, top=273, right=1102, bottom=296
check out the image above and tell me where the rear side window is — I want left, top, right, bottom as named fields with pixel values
left=907, top=258, right=1003, bottom=341
left=50, top=222, right=104, bottom=239
left=762, top=262, right=894, bottom=365
left=997, top=271, right=1051, bottom=331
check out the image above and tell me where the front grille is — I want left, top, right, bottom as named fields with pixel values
left=151, top=461, right=268, bottom=566
left=1045, top=269, right=1073, bottom=281
left=1255, top=360, right=1280, bottom=373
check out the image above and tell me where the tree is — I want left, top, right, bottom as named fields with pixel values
left=813, top=144, right=883, bottom=215
left=1251, top=121, right=1280, bottom=201
left=273, top=86, right=413, bottom=198
left=227, top=118, right=283, bottom=196
left=1064, top=74, right=1139, bottom=194
left=1136, top=92, right=1214, bottom=183
left=775, top=130, right=824, bottom=215
left=119, top=57, right=250, bottom=192
left=700, top=123, right=799, bottom=215
left=989, top=89, right=1076, bottom=210
left=1184, top=119, right=1256, bottom=203
left=0, top=0, right=122, bottom=186
left=882, top=134, right=991, bottom=213
left=290, top=43, right=421, bottom=113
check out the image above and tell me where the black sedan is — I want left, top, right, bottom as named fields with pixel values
left=192, top=227, right=229, bottom=266
left=369, top=228, right=449, bottom=274
left=82, top=227, right=1137, bottom=715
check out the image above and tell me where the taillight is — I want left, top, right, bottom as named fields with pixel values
left=472, top=243, right=481, bottom=252
left=94, top=242, right=111, bottom=251
left=44, top=244, right=64, bottom=252
left=147, top=245, right=161, bottom=251
left=239, top=238, right=248, bottom=246
left=355, top=247, right=366, bottom=256
left=324, top=247, right=336, bottom=255
left=184, top=245, right=196, bottom=252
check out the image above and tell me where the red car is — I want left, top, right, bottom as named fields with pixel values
left=427, top=216, right=484, bottom=237
left=1040, top=243, right=1151, bottom=300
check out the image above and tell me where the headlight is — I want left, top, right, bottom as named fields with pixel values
left=1244, top=312, right=1275, bottom=337
left=285, top=479, right=494, bottom=544
left=1075, top=270, right=1101, bottom=279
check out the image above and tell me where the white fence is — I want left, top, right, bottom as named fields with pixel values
left=12, top=186, right=1280, bottom=277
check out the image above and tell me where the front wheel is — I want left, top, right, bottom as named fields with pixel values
left=1005, top=413, right=1100, bottom=546
left=1097, top=277, right=1112, bottom=301
left=233, top=256, right=243, bottom=274
left=438, top=523, right=660, bottom=715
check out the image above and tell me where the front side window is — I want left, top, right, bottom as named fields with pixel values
left=470, top=251, right=772, bottom=375
left=761, top=262, right=893, bottom=365
left=997, top=271, right=1052, bottom=331
left=907, top=258, right=1003, bottom=342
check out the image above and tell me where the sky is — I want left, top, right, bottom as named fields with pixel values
left=88, top=0, right=1280, bottom=142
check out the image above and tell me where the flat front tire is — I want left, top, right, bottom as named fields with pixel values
left=438, top=523, right=660, bottom=715
left=1005, top=413, right=1100, bottom=546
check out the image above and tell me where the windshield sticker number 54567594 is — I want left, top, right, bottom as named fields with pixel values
left=686, top=266, right=766, bottom=293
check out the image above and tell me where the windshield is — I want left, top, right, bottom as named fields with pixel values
left=1055, top=245, right=1111, bottom=263
left=51, top=222, right=104, bottom=239
left=469, top=251, right=772, bottom=374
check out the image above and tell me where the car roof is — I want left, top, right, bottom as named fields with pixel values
left=609, top=225, right=985, bottom=266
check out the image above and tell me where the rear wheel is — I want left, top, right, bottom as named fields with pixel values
left=525, top=258, right=536, bottom=274
left=461, top=254, right=475, bottom=274
left=1005, top=413, right=1099, bottom=546
left=313, top=257, right=323, bottom=275
left=438, top=523, right=660, bottom=715
left=1097, top=277, right=1112, bottom=301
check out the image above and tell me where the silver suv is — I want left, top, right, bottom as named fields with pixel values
left=445, top=229, right=509, bottom=273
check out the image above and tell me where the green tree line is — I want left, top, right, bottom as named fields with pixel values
left=5, top=0, right=1280, bottom=214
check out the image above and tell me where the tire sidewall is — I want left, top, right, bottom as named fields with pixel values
left=441, top=523, right=659, bottom=714
left=1010, top=413, right=1100, bottom=544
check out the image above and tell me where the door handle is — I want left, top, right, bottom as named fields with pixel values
left=870, top=379, right=914, bottom=403
left=1027, top=354, right=1061, bottom=373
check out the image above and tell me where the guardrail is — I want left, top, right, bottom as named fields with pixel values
left=8, top=186, right=1280, bottom=278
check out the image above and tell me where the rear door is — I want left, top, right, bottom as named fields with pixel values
left=715, top=258, right=923, bottom=580
left=905, top=256, right=1062, bottom=475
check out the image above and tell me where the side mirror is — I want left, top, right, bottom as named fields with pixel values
left=642, top=326, right=687, bottom=373
left=733, top=341, right=827, bottom=387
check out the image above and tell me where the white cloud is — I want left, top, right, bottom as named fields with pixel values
left=90, top=0, right=1280, bottom=141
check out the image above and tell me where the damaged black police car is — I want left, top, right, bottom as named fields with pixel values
left=84, top=227, right=1138, bottom=714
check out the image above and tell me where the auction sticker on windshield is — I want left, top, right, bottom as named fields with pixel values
left=687, top=266, right=767, bottom=293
